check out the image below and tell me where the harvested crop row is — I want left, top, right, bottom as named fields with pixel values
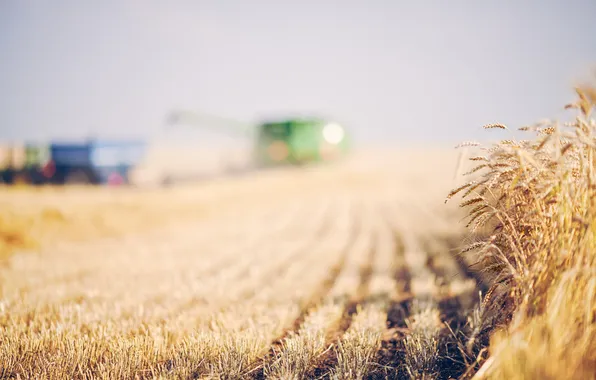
left=421, top=236, right=482, bottom=380
left=0, top=200, right=308, bottom=305
left=377, top=200, right=483, bottom=380
left=327, top=211, right=399, bottom=379
left=3, top=198, right=334, bottom=334
left=185, top=197, right=358, bottom=379
left=0, top=197, right=342, bottom=379
left=308, top=199, right=377, bottom=378
left=252, top=198, right=359, bottom=379
left=1, top=199, right=311, bottom=311
left=372, top=203, right=413, bottom=379
left=255, top=200, right=378, bottom=379
left=163, top=199, right=337, bottom=329
left=381, top=203, right=442, bottom=379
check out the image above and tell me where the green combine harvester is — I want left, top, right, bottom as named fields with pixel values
left=165, top=110, right=351, bottom=168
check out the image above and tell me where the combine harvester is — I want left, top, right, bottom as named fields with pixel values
left=0, top=139, right=147, bottom=186
left=165, top=110, right=351, bottom=169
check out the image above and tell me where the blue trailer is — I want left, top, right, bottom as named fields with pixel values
left=46, top=139, right=147, bottom=185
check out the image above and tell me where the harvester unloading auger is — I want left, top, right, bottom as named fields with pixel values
left=166, top=110, right=254, bottom=138
left=165, top=109, right=351, bottom=168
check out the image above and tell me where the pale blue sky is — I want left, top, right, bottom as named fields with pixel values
left=1, top=1, right=595, bottom=146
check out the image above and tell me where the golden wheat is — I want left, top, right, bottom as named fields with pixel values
left=449, top=85, right=596, bottom=379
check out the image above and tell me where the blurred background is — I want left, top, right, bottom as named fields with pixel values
left=1, top=0, right=596, bottom=186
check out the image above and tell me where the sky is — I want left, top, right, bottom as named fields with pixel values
left=1, top=0, right=596, bottom=147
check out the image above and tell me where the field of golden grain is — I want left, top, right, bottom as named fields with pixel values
left=0, top=88, right=594, bottom=380
left=447, top=87, right=596, bottom=379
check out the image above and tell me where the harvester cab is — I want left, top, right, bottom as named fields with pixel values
left=254, top=118, right=349, bottom=167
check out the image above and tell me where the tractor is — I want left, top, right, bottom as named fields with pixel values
left=0, top=143, right=53, bottom=185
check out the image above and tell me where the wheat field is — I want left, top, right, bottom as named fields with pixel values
left=0, top=148, right=490, bottom=379
left=0, top=86, right=594, bottom=379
